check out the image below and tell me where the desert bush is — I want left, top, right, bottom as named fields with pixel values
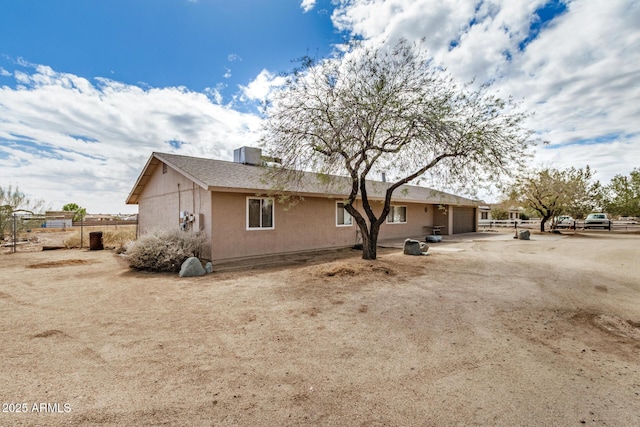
left=104, top=229, right=137, bottom=249
left=125, top=229, right=207, bottom=272
left=64, top=228, right=137, bottom=249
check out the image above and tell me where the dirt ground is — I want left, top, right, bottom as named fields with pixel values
left=1, top=231, right=639, bottom=426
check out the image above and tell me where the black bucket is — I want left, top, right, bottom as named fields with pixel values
left=89, top=231, right=104, bottom=250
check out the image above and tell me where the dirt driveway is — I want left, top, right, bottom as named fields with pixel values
left=1, top=232, right=639, bottom=426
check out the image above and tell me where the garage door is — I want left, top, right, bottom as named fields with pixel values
left=453, top=207, right=476, bottom=234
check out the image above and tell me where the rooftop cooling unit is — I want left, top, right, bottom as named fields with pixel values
left=233, top=147, right=262, bottom=166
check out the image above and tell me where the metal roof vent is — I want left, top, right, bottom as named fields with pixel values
left=233, top=147, right=262, bottom=166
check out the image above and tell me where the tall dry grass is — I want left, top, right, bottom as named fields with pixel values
left=64, top=228, right=137, bottom=250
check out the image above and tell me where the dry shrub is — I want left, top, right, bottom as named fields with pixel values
left=63, top=228, right=137, bottom=249
left=125, top=229, right=207, bottom=272
left=104, top=229, right=137, bottom=249
left=321, top=262, right=395, bottom=277
left=63, top=233, right=83, bottom=248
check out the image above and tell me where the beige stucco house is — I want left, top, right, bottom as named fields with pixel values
left=478, top=205, right=492, bottom=222
left=126, top=148, right=479, bottom=263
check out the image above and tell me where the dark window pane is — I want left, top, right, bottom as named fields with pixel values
left=248, top=199, right=261, bottom=228
left=261, top=199, right=273, bottom=228
left=398, top=207, right=406, bottom=223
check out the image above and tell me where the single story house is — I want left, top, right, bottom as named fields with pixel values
left=44, top=211, right=74, bottom=228
left=508, top=206, right=522, bottom=221
left=478, top=205, right=492, bottom=222
left=126, top=148, right=480, bottom=263
left=478, top=205, right=526, bottom=223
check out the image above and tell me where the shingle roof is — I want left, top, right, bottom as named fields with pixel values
left=126, top=152, right=479, bottom=206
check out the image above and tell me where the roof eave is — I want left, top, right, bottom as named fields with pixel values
left=126, top=153, right=210, bottom=205
left=125, top=154, right=161, bottom=205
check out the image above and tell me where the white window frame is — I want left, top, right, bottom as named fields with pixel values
left=246, top=197, right=275, bottom=230
left=386, top=205, right=407, bottom=224
left=336, top=202, right=353, bottom=227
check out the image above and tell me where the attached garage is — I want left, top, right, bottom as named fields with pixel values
left=452, top=207, right=476, bottom=234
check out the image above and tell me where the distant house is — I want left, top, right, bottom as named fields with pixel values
left=508, top=207, right=522, bottom=220
left=126, top=148, right=480, bottom=262
left=478, top=205, right=492, bottom=222
left=477, top=205, right=524, bottom=224
left=44, top=211, right=73, bottom=228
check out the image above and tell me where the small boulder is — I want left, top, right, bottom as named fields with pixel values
left=425, top=235, right=442, bottom=243
left=403, top=239, right=423, bottom=256
left=420, top=242, right=429, bottom=253
left=179, top=257, right=206, bottom=277
left=205, top=262, right=213, bottom=274
left=518, top=230, right=531, bottom=240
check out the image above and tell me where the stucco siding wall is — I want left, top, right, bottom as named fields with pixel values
left=137, top=163, right=212, bottom=258
left=195, top=189, right=212, bottom=259
left=210, top=192, right=438, bottom=262
left=433, top=206, right=450, bottom=235
left=376, top=202, right=434, bottom=240
left=210, top=192, right=358, bottom=261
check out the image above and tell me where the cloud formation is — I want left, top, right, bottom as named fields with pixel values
left=301, top=0, right=317, bottom=13
left=238, top=69, right=287, bottom=103
left=2, top=0, right=638, bottom=213
left=331, top=0, right=640, bottom=185
left=0, top=64, right=261, bottom=213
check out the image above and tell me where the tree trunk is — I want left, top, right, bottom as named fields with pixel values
left=344, top=197, right=385, bottom=261
left=540, top=216, right=550, bottom=232
left=361, top=222, right=380, bottom=260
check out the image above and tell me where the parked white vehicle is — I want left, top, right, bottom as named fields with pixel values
left=554, top=215, right=574, bottom=228
left=584, top=213, right=611, bottom=230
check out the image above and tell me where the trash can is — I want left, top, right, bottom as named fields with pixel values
left=89, top=231, right=104, bottom=250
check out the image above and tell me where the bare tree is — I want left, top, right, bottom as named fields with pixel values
left=261, top=39, right=535, bottom=259
left=0, top=185, right=45, bottom=239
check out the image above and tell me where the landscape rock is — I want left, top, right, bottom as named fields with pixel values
left=425, top=235, right=442, bottom=243
left=518, top=230, right=531, bottom=240
left=420, top=242, right=429, bottom=253
left=403, top=239, right=423, bottom=256
left=205, top=262, right=213, bottom=274
left=179, top=257, right=206, bottom=277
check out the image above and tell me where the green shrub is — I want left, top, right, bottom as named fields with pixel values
left=490, top=207, right=509, bottom=220
left=125, top=229, right=207, bottom=272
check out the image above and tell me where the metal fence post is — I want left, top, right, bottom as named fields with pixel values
left=12, top=213, right=17, bottom=253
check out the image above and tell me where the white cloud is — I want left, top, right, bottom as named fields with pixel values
left=331, top=0, right=640, bottom=186
left=204, top=86, right=224, bottom=104
left=3, top=0, right=638, bottom=213
left=238, top=69, right=287, bottom=102
left=0, top=65, right=262, bottom=213
left=301, top=0, right=317, bottom=13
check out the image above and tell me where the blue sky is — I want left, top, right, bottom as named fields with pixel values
left=1, top=0, right=639, bottom=213
left=1, top=0, right=341, bottom=104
